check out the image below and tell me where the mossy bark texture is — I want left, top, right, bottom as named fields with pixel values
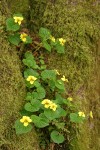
left=0, top=1, right=39, bottom=150
left=0, top=0, right=100, bottom=150
left=30, top=0, right=100, bottom=150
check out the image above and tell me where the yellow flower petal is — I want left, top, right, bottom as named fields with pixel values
left=50, top=103, right=57, bottom=111
left=26, top=117, right=32, bottom=123
left=13, top=16, right=23, bottom=25
left=20, top=33, right=27, bottom=42
left=78, top=112, right=85, bottom=117
left=54, top=69, right=60, bottom=75
left=18, top=21, right=21, bottom=25
left=78, top=112, right=82, bottom=116
left=90, top=111, right=93, bottom=118
left=24, top=122, right=29, bottom=127
left=50, top=36, right=55, bottom=42
left=41, top=99, right=51, bottom=104
left=61, top=75, right=68, bottom=82
left=20, top=118, right=24, bottom=123
left=67, top=97, right=73, bottom=101
left=44, top=104, right=50, bottom=108
left=30, top=80, right=34, bottom=84
left=82, top=113, right=85, bottom=117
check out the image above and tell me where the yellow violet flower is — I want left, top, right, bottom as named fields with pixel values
left=54, top=69, right=60, bottom=75
left=50, top=103, right=58, bottom=111
left=78, top=112, right=85, bottom=118
left=61, top=75, right=68, bottom=82
left=59, top=38, right=66, bottom=46
left=26, top=75, right=37, bottom=84
left=90, top=111, right=93, bottom=118
left=50, top=36, right=55, bottom=42
left=41, top=99, right=52, bottom=108
left=67, top=97, right=73, bottom=101
left=20, top=116, right=32, bottom=127
left=13, top=16, right=23, bottom=25
left=20, top=33, right=27, bottom=42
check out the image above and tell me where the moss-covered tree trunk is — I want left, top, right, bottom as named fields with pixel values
left=29, top=0, right=100, bottom=150
left=0, top=0, right=99, bottom=150
left=0, top=1, right=39, bottom=150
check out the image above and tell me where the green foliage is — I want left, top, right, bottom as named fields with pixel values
left=39, top=27, right=66, bottom=53
left=24, top=100, right=41, bottom=112
left=55, top=40, right=65, bottom=54
left=23, top=52, right=39, bottom=69
left=31, top=115, right=49, bottom=128
left=15, top=119, right=32, bottom=134
left=24, top=36, right=32, bottom=44
left=39, top=27, right=51, bottom=40
left=6, top=14, right=32, bottom=46
left=8, top=33, right=21, bottom=46
left=43, top=40, right=51, bottom=52
left=33, top=86, right=46, bottom=99
left=50, top=130, right=65, bottom=144
left=70, top=113, right=85, bottom=123
left=14, top=51, right=86, bottom=144
left=44, top=107, right=66, bottom=120
left=5, top=12, right=91, bottom=145
left=41, top=69, right=56, bottom=80
left=6, top=18, right=20, bottom=31
left=6, top=15, right=66, bottom=53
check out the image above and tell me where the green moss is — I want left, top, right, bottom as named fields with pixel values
left=0, top=11, right=39, bottom=150
left=6, top=0, right=30, bottom=18
left=30, top=1, right=100, bottom=149
left=29, top=0, right=47, bottom=32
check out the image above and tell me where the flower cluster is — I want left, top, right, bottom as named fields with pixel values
left=59, top=38, right=66, bottom=46
left=20, top=33, right=28, bottom=42
left=78, top=111, right=85, bottom=118
left=26, top=75, right=37, bottom=84
left=13, top=16, right=23, bottom=25
left=41, top=99, right=58, bottom=111
left=20, top=116, right=32, bottom=126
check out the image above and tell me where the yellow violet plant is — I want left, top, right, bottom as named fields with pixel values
left=14, top=51, right=87, bottom=145
left=6, top=14, right=66, bottom=53
left=5, top=14, right=87, bottom=145
left=6, top=14, right=32, bottom=46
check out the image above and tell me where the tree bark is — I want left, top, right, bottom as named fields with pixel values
left=0, top=1, right=40, bottom=150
